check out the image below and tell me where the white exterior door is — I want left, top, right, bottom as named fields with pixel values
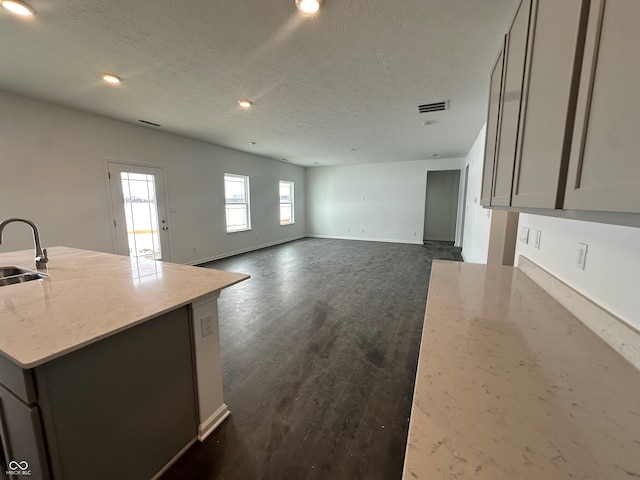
left=107, top=162, right=171, bottom=261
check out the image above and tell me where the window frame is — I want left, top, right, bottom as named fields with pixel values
left=279, top=180, right=295, bottom=226
left=224, top=173, right=251, bottom=233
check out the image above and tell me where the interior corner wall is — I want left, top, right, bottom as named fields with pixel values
left=516, top=214, right=640, bottom=330
left=460, top=125, right=492, bottom=263
left=305, top=158, right=465, bottom=245
left=0, top=91, right=305, bottom=264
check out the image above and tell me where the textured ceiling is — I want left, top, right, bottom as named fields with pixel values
left=0, top=0, right=518, bottom=166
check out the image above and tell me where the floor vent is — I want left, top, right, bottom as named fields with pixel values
left=418, top=100, right=449, bottom=114
left=138, top=120, right=162, bottom=127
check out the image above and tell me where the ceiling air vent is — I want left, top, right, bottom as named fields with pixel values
left=138, top=120, right=162, bottom=127
left=417, top=100, right=449, bottom=114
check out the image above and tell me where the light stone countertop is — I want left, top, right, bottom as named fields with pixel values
left=403, top=260, right=640, bottom=480
left=0, top=247, right=249, bottom=368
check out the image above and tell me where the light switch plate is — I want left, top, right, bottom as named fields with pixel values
left=576, top=243, right=588, bottom=270
left=519, top=226, right=530, bottom=244
left=201, top=315, right=213, bottom=337
left=534, top=230, right=542, bottom=249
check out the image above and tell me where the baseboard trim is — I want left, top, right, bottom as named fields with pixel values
left=188, top=236, right=306, bottom=265
left=460, top=251, right=467, bottom=262
left=307, top=234, right=423, bottom=246
left=517, top=255, right=640, bottom=370
left=198, top=404, right=231, bottom=441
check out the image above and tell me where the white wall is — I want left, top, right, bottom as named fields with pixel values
left=460, top=125, right=492, bottom=263
left=0, top=91, right=305, bottom=264
left=306, top=158, right=465, bottom=245
left=516, top=214, right=640, bottom=330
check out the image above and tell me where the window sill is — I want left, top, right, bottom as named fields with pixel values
left=280, top=222, right=295, bottom=226
left=226, top=228, right=252, bottom=234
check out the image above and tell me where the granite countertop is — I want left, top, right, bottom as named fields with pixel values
left=403, top=260, right=640, bottom=479
left=0, top=247, right=249, bottom=368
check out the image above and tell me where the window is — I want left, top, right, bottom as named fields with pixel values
left=279, top=181, right=294, bottom=225
left=224, top=174, right=250, bottom=232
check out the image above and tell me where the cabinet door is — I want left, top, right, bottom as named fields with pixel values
left=35, top=307, right=197, bottom=480
left=0, top=383, right=50, bottom=480
left=491, top=0, right=532, bottom=207
left=564, top=0, right=640, bottom=213
left=480, top=37, right=506, bottom=207
left=511, top=0, right=588, bottom=208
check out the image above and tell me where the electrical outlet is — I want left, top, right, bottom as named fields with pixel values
left=576, top=243, right=588, bottom=270
left=519, top=226, right=530, bottom=244
left=201, top=315, right=213, bottom=337
left=534, top=230, right=542, bottom=249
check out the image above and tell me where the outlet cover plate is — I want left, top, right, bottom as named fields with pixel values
left=576, top=243, right=588, bottom=270
left=201, top=315, right=213, bottom=337
left=534, top=230, right=542, bottom=249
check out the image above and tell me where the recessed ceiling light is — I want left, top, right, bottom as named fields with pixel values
left=422, top=120, right=437, bottom=125
left=249, top=141, right=257, bottom=145
left=350, top=148, right=356, bottom=151
left=295, top=0, right=321, bottom=14
left=238, top=100, right=253, bottom=108
left=1, top=0, right=36, bottom=16
left=101, top=73, right=122, bottom=84
left=282, top=158, right=289, bottom=162
left=431, top=153, right=440, bottom=158
left=313, top=162, right=319, bottom=165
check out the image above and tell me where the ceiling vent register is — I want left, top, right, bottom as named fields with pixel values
left=138, top=120, right=162, bottom=127
left=417, top=100, right=449, bottom=114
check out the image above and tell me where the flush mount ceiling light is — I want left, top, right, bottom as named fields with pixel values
left=101, top=73, right=122, bottom=84
left=248, top=141, right=257, bottom=145
left=295, top=0, right=322, bottom=14
left=238, top=100, right=253, bottom=109
left=1, top=0, right=36, bottom=16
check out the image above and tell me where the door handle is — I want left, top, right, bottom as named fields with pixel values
left=162, top=226, right=168, bottom=231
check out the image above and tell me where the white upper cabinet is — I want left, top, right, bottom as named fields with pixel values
left=511, top=0, right=588, bottom=208
left=480, top=37, right=506, bottom=207
left=481, top=0, right=640, bottom=217
left=491, top=0, right=531, bottom=207
left=564, top=0, right=640, bottom=213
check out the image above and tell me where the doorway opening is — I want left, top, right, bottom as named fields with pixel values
left=423, top=170, right=461, bottom=244
left=459, top=164, right=470, bottom=247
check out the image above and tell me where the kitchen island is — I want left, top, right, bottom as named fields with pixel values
left=402, top=259, right=640, bottom=479
left=0, top=247, right=249, bottom=480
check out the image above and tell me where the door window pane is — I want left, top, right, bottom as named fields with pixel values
left=120, top=172, right=162, bottom=259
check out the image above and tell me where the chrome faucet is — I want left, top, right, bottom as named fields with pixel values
left=0, top=218, right=49, bottom=271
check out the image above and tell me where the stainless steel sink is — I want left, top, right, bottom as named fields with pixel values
left=0, top=266, right=47, bottom=287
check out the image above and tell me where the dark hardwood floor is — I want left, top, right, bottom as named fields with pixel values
left=161, top=238, right=462, bottom=480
